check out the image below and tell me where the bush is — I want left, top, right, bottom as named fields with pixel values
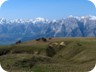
left=0, top=47, right=10, bottom=56
left=36, top=38, right=41, bottom=41
left=36, top=38, right=47, bottom=42
left=16, top=40, right=22, bottom=44
left=46, top=46, right=56, bottom=57
left=41, top=38, right=47, bottom=42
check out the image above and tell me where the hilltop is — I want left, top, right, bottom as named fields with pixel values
left=0, top=38, right=96, bottom=72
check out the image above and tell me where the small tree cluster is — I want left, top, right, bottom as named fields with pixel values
left=16, top=40, right=22, bottom=44
left=36, top=37, right=47, bottom=42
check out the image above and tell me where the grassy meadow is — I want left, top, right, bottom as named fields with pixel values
left=0, top=38, right=96, bottom=72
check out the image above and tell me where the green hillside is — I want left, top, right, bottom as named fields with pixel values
left=0, top=38, right=96, bottom=72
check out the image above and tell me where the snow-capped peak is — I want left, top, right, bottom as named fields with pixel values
left=32, top=17, right=48, bottom=23
left=89, top=16, right=96, bottom=20
left=79, top=15, right=96, bottom=20
left=68, top=15, right=74, bottom=18
left=35, top=17, right=45, bottom=21
left=0, top=18, right=6, bottom=24
left=0, top=16, right=96, bottom=25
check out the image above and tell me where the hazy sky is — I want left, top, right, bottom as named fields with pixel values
left=0, top=0, right=96, bottom=19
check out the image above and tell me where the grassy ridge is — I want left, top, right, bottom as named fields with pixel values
left=0, top=38, right=96, bottom=72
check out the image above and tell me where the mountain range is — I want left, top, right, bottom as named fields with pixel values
left=0, top=15, right=96, bottom=45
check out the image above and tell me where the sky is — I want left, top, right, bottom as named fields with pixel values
left=0, top=0, right=96, bottom=19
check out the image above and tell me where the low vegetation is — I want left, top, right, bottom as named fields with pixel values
left=0, top=38, right=96, bottom=72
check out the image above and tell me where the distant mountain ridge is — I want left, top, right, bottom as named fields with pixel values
left=0, top=16, right=96, bottom=45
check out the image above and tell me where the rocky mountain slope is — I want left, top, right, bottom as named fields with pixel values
left=0, top=16, right=96, bottom=45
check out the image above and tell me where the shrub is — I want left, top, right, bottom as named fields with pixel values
left=36, top=38, right=41, bottom=41
left=41, top=38, right=47, bottom=42
left=46, top=45, right=56, bottom=57
left=0, top=47, right=10, bottom=56
left=16, top=40, right=22, bottom=44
